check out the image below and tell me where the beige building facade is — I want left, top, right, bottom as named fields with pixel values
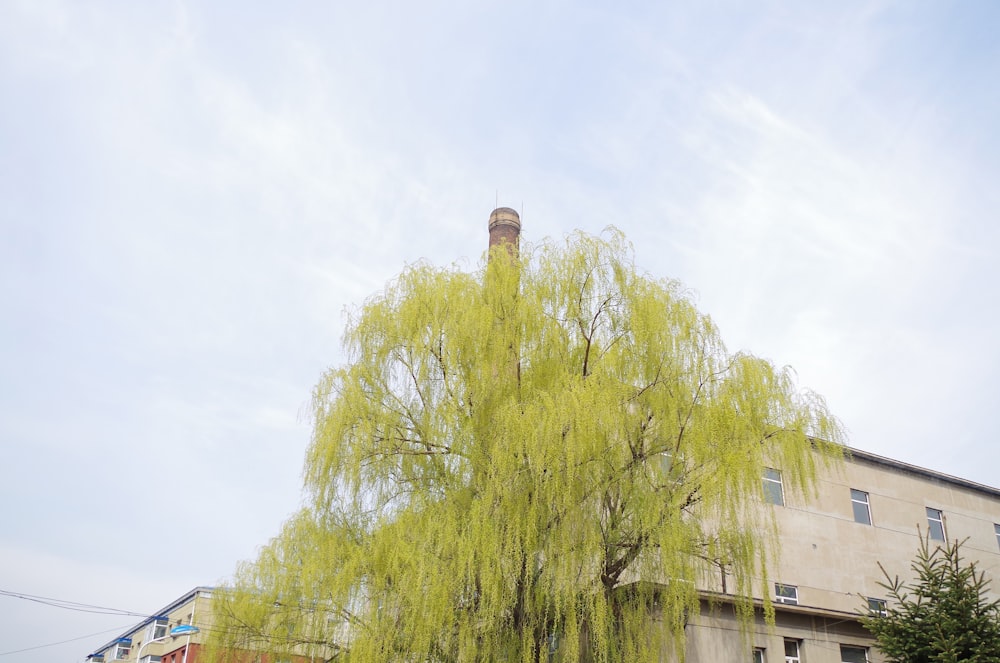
left=684, top=448, right=1000, bottom=663
left=87, top=587, right=213, bottom=663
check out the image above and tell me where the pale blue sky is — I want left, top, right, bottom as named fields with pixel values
left=2, top=1, right=999, bottom=660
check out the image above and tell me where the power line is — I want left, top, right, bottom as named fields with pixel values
left=0, top=588, right=147, bottom=617
left=0, top=588, right=345, bottom=658
left=0, top=623, right=134, bottom=657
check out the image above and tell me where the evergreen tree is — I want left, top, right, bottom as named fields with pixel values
left=863, top=536, right=1000, bottom=663
left=209, top=230, right=844, bottom=662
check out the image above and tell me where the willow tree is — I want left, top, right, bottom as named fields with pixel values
left=209, top=229, right=844, bottom=663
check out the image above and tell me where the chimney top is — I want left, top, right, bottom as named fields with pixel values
left=488, top=207, right=521, bottom=254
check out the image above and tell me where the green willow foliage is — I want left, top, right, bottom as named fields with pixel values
left=208, top=230, right=844, bottom=663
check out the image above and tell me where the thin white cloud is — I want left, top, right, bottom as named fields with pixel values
left=3, top=4, right=1000, bottom=662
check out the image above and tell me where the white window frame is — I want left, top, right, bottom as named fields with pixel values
left=784, top=639, right=801, bottom=663
left=109, top=642, right=131, bottom=660
left=146, top=616, right=169, bottom=641
left=775, top=583, right=798, bottom=605
left=994, top=523, right=1000, bottom=551
left=840, top=644, right=869, bottom=663
left=926, top=507, right=946, bottom=541
left=850, top=489, right=871, bottom=525
left=867, top=597, right=887, bottom=616
left=763, top=468, right=784, bottom=506
left=753, top=647, right=766, bottom=663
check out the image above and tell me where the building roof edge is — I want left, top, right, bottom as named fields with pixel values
left=847, top=446, right=1000, bottom=497
left=89, top=586, right=215, bottom=657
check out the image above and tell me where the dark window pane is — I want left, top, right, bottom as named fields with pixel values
left=852, top=499, right=871, bottom=525
left=775, top=584, right=798, bottom=604
left=926, top=508, right=945, bottom=541
left=763, top=469, right=784, bottom=506
left=764, top=481, right=784, bottom=505
left=867, top=598, right=887, bottom=616
left=840, top=645, right=868, bottom=663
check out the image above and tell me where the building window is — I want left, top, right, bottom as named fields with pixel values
left=784, top=639, right=801, bottom=663
left=775, top=583, right=798, bottom=605
left=109, top=640, right=131, bottom=660
left=994, top=523, right=1000, bottom=551
left=146, top=616, right=168, bottom=641
left=867, top=597, right=887, bottom=616
left=850, top=489, right=871, bottom=525
left=753, top=647, right=766, bottom=663
left=840, top=645, right=869, bottom=663
left=926, top=507, right=946, bottom=541
left=763, top=468, right=784, bottom=506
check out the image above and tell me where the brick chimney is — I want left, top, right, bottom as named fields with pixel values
left=488, top=207, right=521, bottom=256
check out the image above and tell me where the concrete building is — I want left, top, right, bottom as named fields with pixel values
left=86, top=587, right=212, bottom=663
left=686, top=447, right=1000, bottom=663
